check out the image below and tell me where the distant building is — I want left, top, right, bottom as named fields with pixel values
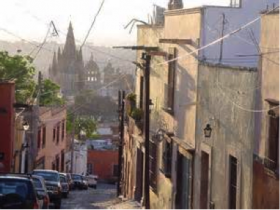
left=49, top=23, right=102, bottom=96
left=87, top=150, right=119, bottom=182
left=0, top=82, right=15, bottom=173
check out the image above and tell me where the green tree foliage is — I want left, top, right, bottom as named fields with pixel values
left=39, top=79, right=65, bottom=106
left=0, top=51, right=36, bottom=103
left=66, top=112, right=97, bottom=139
left=74, top=90, right=118, bottom=120
left=0, top=51, right=64, bottom=106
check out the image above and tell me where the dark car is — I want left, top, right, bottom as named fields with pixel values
left=61, top=173, right=73, bottom=190
left=0, top=176, right=39, bottom=209
left=71, top=174, right=87, bottom=190
left=59, top=174, right=69, bottom=198
left=33, top=170, right=62, bottom=209
left=32, top=175, right=50, bottom=209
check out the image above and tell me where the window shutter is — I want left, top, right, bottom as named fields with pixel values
left=167, top=47, right=177, bottom=113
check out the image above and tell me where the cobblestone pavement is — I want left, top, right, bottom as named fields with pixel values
left=60, top=184, right=120, bottom=209
left=52, top=183, right=142, bottom=209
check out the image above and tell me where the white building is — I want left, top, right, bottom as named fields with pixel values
left=65, top=140, right=88, bottom=175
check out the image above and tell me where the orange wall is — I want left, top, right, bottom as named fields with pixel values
left=87, top=150, right=119, bottom=180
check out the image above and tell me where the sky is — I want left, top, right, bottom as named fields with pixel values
left=0, top=0, right=229, bottom=46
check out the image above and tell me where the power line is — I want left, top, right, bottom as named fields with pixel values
left=80, top=0, right=106, bottom=49
left=154, top=5, right=279, bottom=67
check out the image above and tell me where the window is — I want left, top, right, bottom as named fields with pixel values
left=61, top=151, right=65, bottom=172
left=230, top=0, right=241, bottom=7
left=61, top=120, right=65, bottom=140
left=139, top=76, right=144, bottom=109
left=53, top=127, right=56, bottom=141
left=165, top=47, right=176, bottom=114
left=265, top=117, right=280, bottom=171
left=229, top=156, right=237, bottom=209
left=113, top=164, right=119, bottom=177
left=56, top=124, right=60, bottom=144
left=42, top=126, right=46, bottom=148
left=162, top=139, right=172, bottom=178
left=149, top=140, right=158, bottom=190
left=56, top=155, right=60, bottom=171
left=37, top=127, right=41, bottom=149
left=52, top=162, right=56, bottom=170
left=87, top=163, right=93, bottom=174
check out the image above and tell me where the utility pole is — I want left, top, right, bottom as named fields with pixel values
left=112, top=45, right=158, bottom=209
left=219, top=13, right=226, bottom=63
left=71, top=114, right=75, bottom=173
left=117, top=90, right=125, bottom=196
left=143, top=53, right=151, bottom=209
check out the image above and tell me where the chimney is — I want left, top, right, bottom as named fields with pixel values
left=168, top=0, right=184, bottom=10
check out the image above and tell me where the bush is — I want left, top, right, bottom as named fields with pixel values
left=130, top=108, right=143, bottom=121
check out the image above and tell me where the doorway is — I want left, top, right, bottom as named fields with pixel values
left=200, top=151, right=209, bottom=209
left=135, top=148, right=143, bottom=202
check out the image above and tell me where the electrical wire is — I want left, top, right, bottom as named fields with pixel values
left=154, top=5, right=280, bottom=67
left=80, top=0, right=106, bottom=49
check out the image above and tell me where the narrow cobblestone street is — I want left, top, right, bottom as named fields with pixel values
left=59, top=183, right=142, bottom=209
left=60, top=184, right=120, bottom=209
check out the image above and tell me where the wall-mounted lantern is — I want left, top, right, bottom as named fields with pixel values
left=22, top=121, right=30, bottom=131
left=204, top=124, right=212, bottom=138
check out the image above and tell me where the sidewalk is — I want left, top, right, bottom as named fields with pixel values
left=107, top=198, right=142, bottom=209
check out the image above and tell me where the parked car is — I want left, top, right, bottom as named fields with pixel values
left=71, top=174, right=88, bottom=190
left=32, top=175, right=50, bottom=209
left=82, top=176, right=88, bottom=190
left=33, top=170, right=62, bottom=209
left=61, top=173, right=73, bottom=190
left=0, top=175, right=39, bottom=209
left=86, top=175, right=98, bottom=189
left=59, top=173, right=69, bottom=198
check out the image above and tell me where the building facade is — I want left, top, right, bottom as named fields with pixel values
left=35, top=107, right=67, bottom=172
left=87, top=150, right=119, bottom=182
left=120, top=0, right=278, bottom=209
left=194, top=63, right=257, bottom=209
left=253, top=9, right=279, bottom=209
left=0, top=82, right=15, bottom=173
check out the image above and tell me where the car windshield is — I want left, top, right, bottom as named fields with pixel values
left=72, top=175, right=82, bottom=180
left=0, top=179, right=33, bottom=199
left=33, top=172, right=59, bottom=182
left=60, top=176, right=67, bottom=183
left=32, top=178, right=43, bottom=189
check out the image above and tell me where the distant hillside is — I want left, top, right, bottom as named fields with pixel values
left=0, top=40, right=136, bottom=79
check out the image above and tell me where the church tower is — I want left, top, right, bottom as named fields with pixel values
left=49, top=22, right=86, bottom=96
left=85, top=53, right=101, bottom=89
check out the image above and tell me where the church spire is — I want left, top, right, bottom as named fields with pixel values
left=63, top=22, right=76, bottom=59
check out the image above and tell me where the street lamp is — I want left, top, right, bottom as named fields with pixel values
left=204, top=124, right=212, bottom=138
left=22, top=121, right=30, bottom=131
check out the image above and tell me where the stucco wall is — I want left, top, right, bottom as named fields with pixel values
left=36, top=107, right=67, bottom=171
left=194, top=63, right=257, bottom=208
left=256, top=12, right=279, bottom=157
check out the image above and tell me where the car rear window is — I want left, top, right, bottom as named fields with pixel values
left=0, top=179, right=35, bottom=200
left=32, top=178, right=43, bottom=189
left=60, top=176, right=67, bottom=183
left=33, top=172, right=59, bottom=182
left=72, top=175, right=82, bottom=180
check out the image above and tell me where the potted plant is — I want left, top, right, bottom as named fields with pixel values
left=126, top=93, right=136, bottom=115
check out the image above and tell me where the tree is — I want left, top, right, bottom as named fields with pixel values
left=39, top=79, right=65, bottom=106
left=0, top=51, right=36, bottom=103
left=73, top=90, right=118, bottom=120
left=66, top=113, right=97, bottom=139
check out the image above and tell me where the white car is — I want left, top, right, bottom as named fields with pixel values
left=86, top=175, right=98, bottom=189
